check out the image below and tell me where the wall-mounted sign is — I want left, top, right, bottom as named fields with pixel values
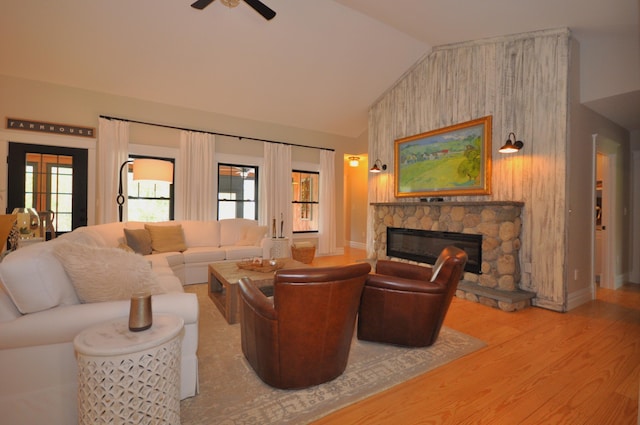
left=6, top=118, right=95, bottom=138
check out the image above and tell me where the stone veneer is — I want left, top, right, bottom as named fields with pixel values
left=371, top=201, right=535, bottom=312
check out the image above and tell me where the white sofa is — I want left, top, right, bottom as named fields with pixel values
left=0, top=218, right=267, bottom=424
left=73, top=218, right=271, bottom=285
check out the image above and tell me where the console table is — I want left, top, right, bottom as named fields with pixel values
left=73, top=314, right=184, bottom=425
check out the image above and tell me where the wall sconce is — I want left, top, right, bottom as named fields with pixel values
left=369, top=159, right=387, bottom=173
left=117, top=158, right=174, bottom=222
left=348, top=156, right=360, bottom=167
left=499, top=132, right=524, bottom=153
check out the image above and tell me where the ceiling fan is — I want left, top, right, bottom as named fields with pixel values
left=191, top=0, right=276, bottom=21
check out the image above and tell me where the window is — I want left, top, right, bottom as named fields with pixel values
left=292, top=170, right=319, bottom=232
left=127, top=155, right=174, bottom=222
left=217, top=163, right=258, bottom=220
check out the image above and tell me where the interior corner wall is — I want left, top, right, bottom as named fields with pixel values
left=367, top=28, right=571, bottom=311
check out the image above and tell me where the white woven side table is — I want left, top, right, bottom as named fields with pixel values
left=270, top=237, right=290, bottom=258
left=73, top=314, right=184, bottom=425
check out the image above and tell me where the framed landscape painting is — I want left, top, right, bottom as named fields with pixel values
left=394, top=116, right=492, bottom=198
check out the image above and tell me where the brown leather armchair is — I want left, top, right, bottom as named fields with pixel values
left=357, top=246, right=468, bottom=347
left=238, top=262, right=371, bottom=389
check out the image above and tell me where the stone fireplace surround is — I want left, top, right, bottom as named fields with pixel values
left=371, top=201, right=535, bottom=312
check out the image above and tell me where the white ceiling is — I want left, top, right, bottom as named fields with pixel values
left=1, top=0, right=638, bottom=138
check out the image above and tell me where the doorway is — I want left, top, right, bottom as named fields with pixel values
left=7, top=142, right=88, bottom=234
left=594, top=147, right=617, bottom=290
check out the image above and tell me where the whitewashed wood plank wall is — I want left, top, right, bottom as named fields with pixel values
left=367, top=28, right=571, bottom=311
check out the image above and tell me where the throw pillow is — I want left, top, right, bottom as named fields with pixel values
left=144, top=224, right=187, bottom=253
left=235, top=225, right=267, bottom=246
left=52, top=241, right=164, bottom=303
left=123, top=228, right=152, bottom=255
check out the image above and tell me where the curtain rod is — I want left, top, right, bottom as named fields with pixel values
left=99, top=115, right=335, bottom=152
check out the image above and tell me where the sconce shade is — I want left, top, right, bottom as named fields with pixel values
left=369, top=159, right=387, bottom=173
left=499, top=132, right=524, bottom=154
left=348, top=156, right=360, bottom=167
left=132, top=158, right=174, bottom=183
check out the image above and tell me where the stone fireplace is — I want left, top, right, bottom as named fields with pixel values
left=371, top=201, right=535, bottom=311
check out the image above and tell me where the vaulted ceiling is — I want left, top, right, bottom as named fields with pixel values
left=1, top=0, right=638, bottom=138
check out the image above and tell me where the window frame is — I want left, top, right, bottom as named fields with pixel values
left=127, top=154, right=175, bottom=222
left=216, top=162, right=259, bottom=221
left=292, top=169, right=320, bottom=234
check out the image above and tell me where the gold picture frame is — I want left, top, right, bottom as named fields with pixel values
left=394, top=116, right=492, bottom=198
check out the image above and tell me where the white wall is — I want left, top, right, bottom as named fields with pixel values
left=0, top=74, right=360, bottom=247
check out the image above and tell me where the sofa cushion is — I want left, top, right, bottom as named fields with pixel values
left=235, top=225, right=268, bottom=246
left=124, top=228, right=153, bottom=255
left=0, top=284, right=21, bottom=322
left=220, top=218, right=258, bottom=246
left=182, top=247, right=226, bottom=264
left=151, top=252, right=182, bottom=269
left=145, top=224, right=187, bottom=253
left=75, top=221, right=127, bottom=247
left=53, top=241, right=165, bottom=303
left=0, top=240, right=79, bottom=314
left=224, top=245, right=264, bottom=260
left=181, top=221, right=220, bottom=247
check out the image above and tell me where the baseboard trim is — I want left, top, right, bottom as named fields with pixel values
left=348, top=241, right=366, bottom=250
left=567, top=287, right=594, bottom=311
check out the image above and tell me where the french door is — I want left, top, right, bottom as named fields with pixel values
left=7, top=142, right=88, bottom=235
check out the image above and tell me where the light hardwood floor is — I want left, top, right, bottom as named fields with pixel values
left=309, top=248, right=640, bottom=425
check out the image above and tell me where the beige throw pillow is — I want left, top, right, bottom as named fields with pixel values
left=52, top=241, right=164, bottom=303
left=144, top=224, right=187, bottom=253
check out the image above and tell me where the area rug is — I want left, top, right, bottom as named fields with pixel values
left=181, top=284, right=485, bottom=425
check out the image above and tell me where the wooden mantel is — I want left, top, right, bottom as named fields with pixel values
left=370, top=201, right=524, bottom=207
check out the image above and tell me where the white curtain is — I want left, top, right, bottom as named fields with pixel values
left=259, top=143, right=292, bottom=240
left=178, top=131, right=216, bottom=221
left=97, top=118, right=129, bottom=223
left=318, top=149, right=337, bottom=255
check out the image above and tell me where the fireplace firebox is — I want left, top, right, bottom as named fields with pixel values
left=386, top=227, right=482, bottom=274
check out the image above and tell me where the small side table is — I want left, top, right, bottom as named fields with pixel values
left=74, top=314, right=184, bottom=425
left=270, top=237, right=290, bottom=258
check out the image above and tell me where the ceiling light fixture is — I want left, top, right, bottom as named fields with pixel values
left=221, top=0, right=240, bottom=7
left=499, top=132, right=524, bottom=153
left=369, top=159, right=387, bottom=173
left=348, top=156, right=360, bottom=167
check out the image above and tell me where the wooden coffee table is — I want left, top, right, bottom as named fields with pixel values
left=208, top=258, right=307, bottom=324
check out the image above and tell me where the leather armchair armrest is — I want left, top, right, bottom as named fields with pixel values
left=239, top=277, right=277, bottom=320
left=366, top=273, right=446, bottom=294
left=375, top=260, right=433, bottom=281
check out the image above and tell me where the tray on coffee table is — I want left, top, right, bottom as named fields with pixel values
left=236, top=259, right=285, bottom=273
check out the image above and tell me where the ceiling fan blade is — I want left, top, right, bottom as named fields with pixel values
left=191, top=0, right=216, bottom=10
left=243, top=0, right=276, bottom=20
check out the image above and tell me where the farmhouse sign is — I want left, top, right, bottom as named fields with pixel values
left=6, top=118, right=95, bottom=138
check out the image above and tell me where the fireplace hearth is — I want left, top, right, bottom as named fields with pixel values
left=386, top=227, right=482, bottom=274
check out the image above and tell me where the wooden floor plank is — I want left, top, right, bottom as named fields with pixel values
left=310, top=248, right=640, bottom=425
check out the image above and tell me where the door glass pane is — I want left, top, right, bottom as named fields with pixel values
left=25, top=153, right=73, bottom=232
